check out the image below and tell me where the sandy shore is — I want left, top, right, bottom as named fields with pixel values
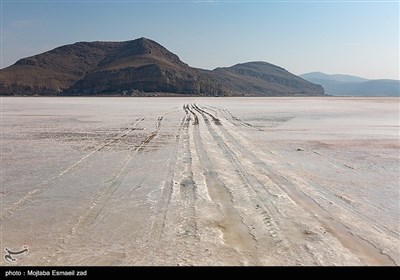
left=1, top=97, right=399, bottom=265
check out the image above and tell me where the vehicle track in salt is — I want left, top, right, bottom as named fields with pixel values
left=0, top=116, right=148, bottom=221
left=149, top=108, right=190, bottom=243
left=206, top=105, right=252, bottom=128
left=189, top=104, right=257, bottom=254
left=71, top=117, right=163, bottom=232
left=44, top=115, right=166, bottom=263
left=185, top=104, right=198, bottom=125
left=198, top=104, right=397, bottom=266
left=208, top=105, right=399, bottom=242
left=150, top=105, right=198, bottom=243
left=176, top=105, right=198, bottom=240
left=139, top=106, right=204, bottom=265
left=283, top=165, right=400, bottom=241
left=192, top=104, right=290, bottom=255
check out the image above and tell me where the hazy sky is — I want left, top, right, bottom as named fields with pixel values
left=1, top=0, right=399, bottom=79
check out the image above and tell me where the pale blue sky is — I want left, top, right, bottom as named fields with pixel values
left=1, top=0, right=399, bottom=79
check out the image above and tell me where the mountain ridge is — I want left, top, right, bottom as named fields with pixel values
left=300, top=72, right=369, bottom=83
left=300, top=72, right=399, bottom=96
left=0, top=37, right=325, bottom=96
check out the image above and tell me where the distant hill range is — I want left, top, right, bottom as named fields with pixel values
left=300, top=72, right=399, bottom=97
left=0, top=37, right=324, bottom=96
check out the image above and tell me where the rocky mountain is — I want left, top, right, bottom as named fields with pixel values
left=0, top=38, right=325, bottom=96
left=300, top=72, right=399, bottom=96
left=213, top=62, right=324, bottom=96
left=1, top=41, right=120, bottom=95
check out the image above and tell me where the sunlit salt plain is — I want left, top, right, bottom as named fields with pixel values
left=1, top=97, right=399, bottom=266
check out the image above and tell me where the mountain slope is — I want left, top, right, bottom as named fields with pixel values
left=66, top=38, right=225, bottom=95
left=214, top=62, right=324, bottom=96
left=0, top=41, right=121, bottom=95
left=0, top=38, right=325, bottom=96
left=300, top=72, right=399, bottom=96
left=300, top=72, right=369, bottom=83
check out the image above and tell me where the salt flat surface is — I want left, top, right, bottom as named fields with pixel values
left=1, top=97, right=399, bottom=266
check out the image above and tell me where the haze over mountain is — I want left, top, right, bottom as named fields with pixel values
left=300, top=72, right=399, bottom=97
left=0, top=38, right=324, bottom=96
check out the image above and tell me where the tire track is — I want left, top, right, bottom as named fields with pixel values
left=207, top=104, right=397, bottom=240
left=197, top=104, right=397, bottom=266
left=45, top=115, right=166, bottom=263
left=207, top=105, right=252, bottom=127
left=185, top=104, right=198, bottom=125
left=192, top=104, right=288, bottom=248
left=189, top=104, right=256, bottom=253
left=177, top=105, right=198, bottom=239
left=287, top=168, right=400, bottom=240
left=149, top=109, right=188, bottom=242
left=1, top=116, right=147, bottom=221
left=145, top=107, right=199, bottom=265
left=150, top=105, right=199, bottom=244
left=73, top=115, right=167, bottom=232
left=192, top=104, right=220, bottom=125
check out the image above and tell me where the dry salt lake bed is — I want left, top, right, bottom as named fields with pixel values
left=1, top=97, right=399, bottom=266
